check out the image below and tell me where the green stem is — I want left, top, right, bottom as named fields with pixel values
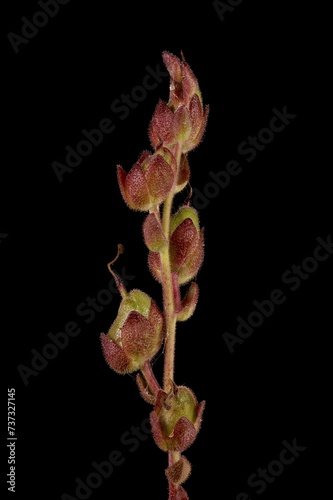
left=161, top=144, right=182, bottom=394
left=160, top=145, right=183, bottom=498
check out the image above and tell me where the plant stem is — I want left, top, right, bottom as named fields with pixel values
left=162, top=145, right=181, bottom=394
left=168, top=450, right=181, bottom=499
left=141, top=360, right=161, bottom=396
left=160, top=145, right=184, bottom=498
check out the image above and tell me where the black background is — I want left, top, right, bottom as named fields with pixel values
left=2, top=1, right=331, bottom=499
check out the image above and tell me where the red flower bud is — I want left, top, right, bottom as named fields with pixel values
left=170, top=220, right=204, bottom=285
left=149, top=98, right=209, bottom=154
left=148, top=207, right=204, bottom=285
left=117, top=150, right=174, bottom=211
left=170, top=206, right=204, bottom=285
left=143, top=213, right=167, bottom=252
left=149, top=100, right=175, bottom=149
left=100, top=289, right=164, bottom=374
left=149, top=52, right=209, bottom=153
left=162, top=51, right=200, bottom=110
left=150, top=385, right=205, bottom=452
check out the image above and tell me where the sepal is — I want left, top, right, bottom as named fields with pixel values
left=143, top=213, right=167, bottom=252
left=165, top=455, right=191, bottom=485
left=176, top=282, right=199, bottom=321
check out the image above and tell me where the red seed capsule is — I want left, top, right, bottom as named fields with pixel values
left=117, top=150, right=174, bottom=212
left=100, top=289, right=164, bottom=374
left=150, top=385, right=205, bottom=452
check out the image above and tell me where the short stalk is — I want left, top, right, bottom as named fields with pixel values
left=141, top=360, right=161, bottom=396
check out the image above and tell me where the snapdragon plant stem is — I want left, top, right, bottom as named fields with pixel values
left=160, top=144, right=183, bottom=498
left=161, top=144, right=181, bottom=394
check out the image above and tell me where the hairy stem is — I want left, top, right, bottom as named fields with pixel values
left=141, top=360, right=161, bottom=396
left=160, top=145, right=186, bottom=499
left=161, top=144, right=181, bottom=394
left=168, top=450, right=181, bottom=499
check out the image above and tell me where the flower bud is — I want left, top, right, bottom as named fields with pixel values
left=117, top=150, right=174, bottom=211
left=169, top=205, right=200, bottom=234
left=100, top=289, right=164, bottom=374
left=148, top=206, right=204, bottom=285
left=143, top=213, right=167, bottom=252
left=150, top=385, right=205, bottom=452
left=170, top=206, right=204, bottom=285
left=149, top=52, right=209, bottom=153
left=162, top=51, right=200, bottom=110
